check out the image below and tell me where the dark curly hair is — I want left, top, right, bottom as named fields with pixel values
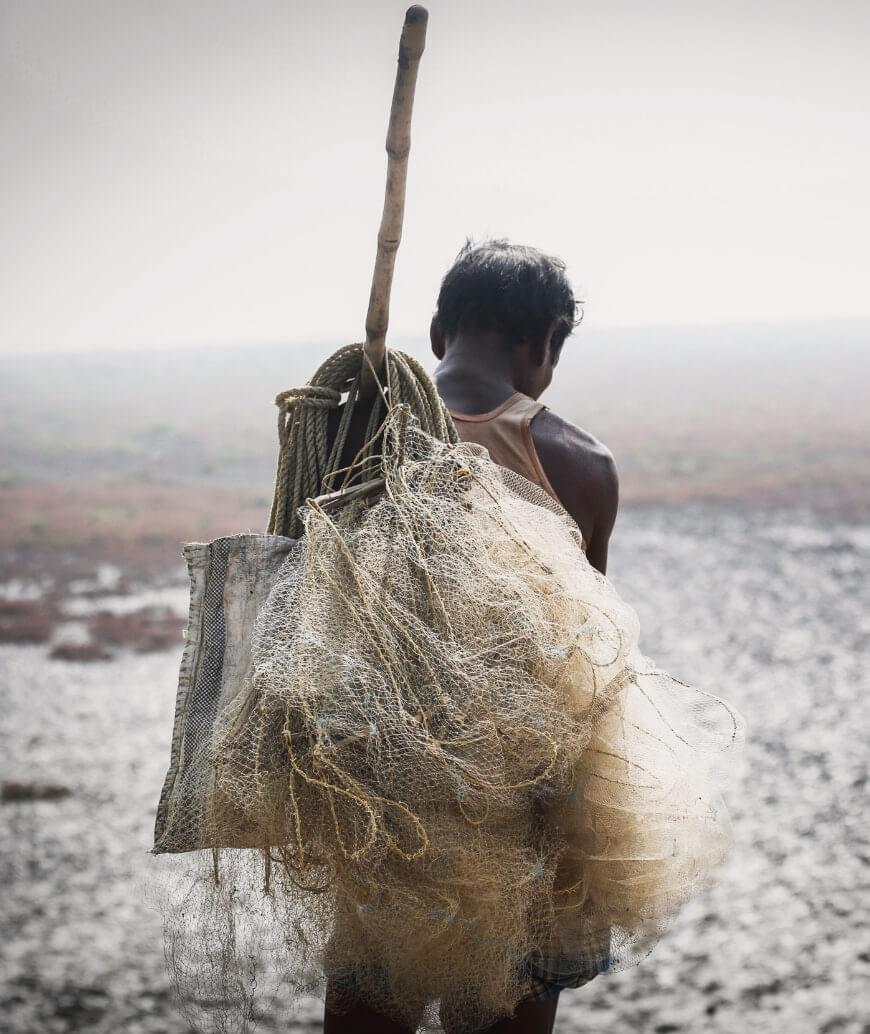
left=434, top=239, right=581, bottom=357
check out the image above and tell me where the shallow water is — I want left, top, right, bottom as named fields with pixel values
left=1, top=503, right=867, bottom=1034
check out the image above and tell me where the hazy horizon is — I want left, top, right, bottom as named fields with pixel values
left=2, top=320, right=867, bottom=522
left=0, top=314, right=867, bottom=360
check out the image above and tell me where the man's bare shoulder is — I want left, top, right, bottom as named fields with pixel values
left=530, top=407, right=618, bottom=570
left=531, top=407, right=617, bottom=487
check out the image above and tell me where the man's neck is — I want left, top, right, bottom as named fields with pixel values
left=434, top=331, right=527, bottom=414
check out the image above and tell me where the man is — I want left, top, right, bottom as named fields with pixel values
left=433, top=239, right=617, bottom=1033
left=324, top=241, right=618, bottom=1034
left=432, top=239, right=618, bottom=576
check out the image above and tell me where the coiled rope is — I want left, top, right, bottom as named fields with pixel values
left=268, top=343, right=458, bottom=538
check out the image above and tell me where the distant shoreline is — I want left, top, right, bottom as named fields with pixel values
left=1, top=477, right=866, bottom=587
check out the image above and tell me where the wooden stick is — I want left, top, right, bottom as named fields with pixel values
left=361, top=5, right=429, bottom=395
left=310, top=476, right=386, bottom=513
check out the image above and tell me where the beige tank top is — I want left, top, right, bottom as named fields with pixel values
left=447, top=392, right=561, bottom=504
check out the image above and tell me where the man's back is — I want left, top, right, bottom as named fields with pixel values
left=436, top=376, right=618, bottom=574
left=446, top=392, right=560, bottom=506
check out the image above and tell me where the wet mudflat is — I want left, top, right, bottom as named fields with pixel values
left=1, top=503, right=867, bottom=1034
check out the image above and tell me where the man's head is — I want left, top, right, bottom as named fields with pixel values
left=431, top=239, right=580, bottom=397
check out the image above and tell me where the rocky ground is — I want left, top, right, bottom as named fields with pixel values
left=1, top=502, right=868, bottom=1033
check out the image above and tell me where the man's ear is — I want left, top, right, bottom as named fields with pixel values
left=430, top=316, right=445, bottom=360
left=531, top=326, right=555, bottom=367
left=540, top=319, right=565, bottom=367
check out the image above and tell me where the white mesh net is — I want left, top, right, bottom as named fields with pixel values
left=156, top=407, right=743, bottom=1032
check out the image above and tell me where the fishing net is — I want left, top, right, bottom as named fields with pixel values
left=155, top=404, right=742, bottom=1033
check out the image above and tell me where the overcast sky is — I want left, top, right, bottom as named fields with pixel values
left=1, top=0, right=868, bottom=354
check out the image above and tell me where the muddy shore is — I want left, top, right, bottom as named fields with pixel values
left=1, top=502, right=868, bottom=1033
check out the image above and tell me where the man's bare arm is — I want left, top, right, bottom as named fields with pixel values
left=583, top=453, right=619, bottom=575
left=531, top=411, right=619, bottom=575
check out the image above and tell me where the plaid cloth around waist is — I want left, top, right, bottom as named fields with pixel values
left=330, top=951, right=611, bottom=1012
left=328, top=900, right=613, bottom=1008
left=519, top=948, right=612, bottom=1002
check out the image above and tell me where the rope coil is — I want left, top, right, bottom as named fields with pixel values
left=268, top=343, right=458, bottom=539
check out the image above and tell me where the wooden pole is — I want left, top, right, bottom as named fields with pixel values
left=361, top=5, right=428, bottom=394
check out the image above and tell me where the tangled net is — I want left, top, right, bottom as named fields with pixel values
left=158, top=404, right=742, bottom=1033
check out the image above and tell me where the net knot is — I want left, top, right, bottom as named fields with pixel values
left=275, top=385, right=341, bottom=412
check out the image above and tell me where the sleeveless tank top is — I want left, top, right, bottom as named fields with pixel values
left=448, top=392, right=586, bottom=551
left=447, top=392, right=561, bottom=505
